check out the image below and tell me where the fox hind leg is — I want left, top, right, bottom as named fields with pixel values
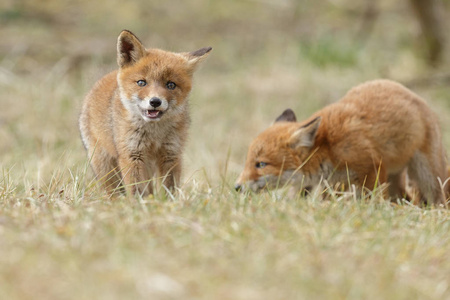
left=407, top=151, right=444, bottom=206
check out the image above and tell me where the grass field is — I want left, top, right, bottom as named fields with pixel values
left=1, top=0, right=450, bottom=299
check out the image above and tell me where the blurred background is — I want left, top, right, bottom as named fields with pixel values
left=0, top=0, right=449, bottom=188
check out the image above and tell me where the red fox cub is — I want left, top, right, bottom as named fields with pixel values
left=235, top=80, right=449, bottom=205
left=79, top=30, right=211, bottom=196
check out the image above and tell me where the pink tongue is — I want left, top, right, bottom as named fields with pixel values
left=148, top=110, right=159, bottom=118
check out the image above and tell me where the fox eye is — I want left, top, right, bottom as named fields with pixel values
left=255, top=162, right=267, bottom=169
left=137, top=80, right=147, bottom=87
left=166, top=81, right=176, bottom=90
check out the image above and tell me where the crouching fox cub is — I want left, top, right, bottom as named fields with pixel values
left=235, top=80, right=449, bottom=205
left=79, top=30, right=211, bottom=196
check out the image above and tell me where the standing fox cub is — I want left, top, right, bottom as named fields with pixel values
left=79, top=30, right=211, bottom=196
left=236, top=80, right=449, bottom=205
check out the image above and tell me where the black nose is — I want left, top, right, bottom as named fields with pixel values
left=150, top=97, right=162, bottom=108
left=234, top=184, right=242, bottom=192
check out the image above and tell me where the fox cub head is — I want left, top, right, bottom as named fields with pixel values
left=116, top=30, right=211, bottom=122
left=235, top=109, right=322, bottom=193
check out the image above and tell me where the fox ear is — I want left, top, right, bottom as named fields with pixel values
left=275, top=109, right=297, bottom=123
left=117, top=30, right=146, bottom=68
left=289, top=116, right=321, bottom=149
left=183, top=47, right=212, bottom=71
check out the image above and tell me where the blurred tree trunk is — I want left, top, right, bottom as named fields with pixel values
left=357, top=0, right=379, bottom=42
left=409, top=0, right=445, bottom=66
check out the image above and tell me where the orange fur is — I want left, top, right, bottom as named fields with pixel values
left=447, top=165, right=450, bottom=198
left=79, top=30, right=211, bottom=196
left=236, top=80, right=449, bottom=206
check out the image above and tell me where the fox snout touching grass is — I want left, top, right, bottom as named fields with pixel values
left=79, top=30, right=211, bottom=196
left=236, top=80, right=449, bottom=206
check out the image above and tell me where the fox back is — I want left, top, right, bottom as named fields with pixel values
left=236, top=80, right=449, bottom=206
left=79, top=30, right=211, bottom=196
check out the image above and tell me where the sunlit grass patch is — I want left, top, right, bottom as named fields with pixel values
left=1, top=164, right=449, bottom=299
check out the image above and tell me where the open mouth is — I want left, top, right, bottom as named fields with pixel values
left=143, top=109, right=163, bottom=120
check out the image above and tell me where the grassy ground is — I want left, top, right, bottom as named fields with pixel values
left=1, top=0, right=450, bottom=299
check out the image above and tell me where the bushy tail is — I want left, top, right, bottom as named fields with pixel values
left=445, top=165, right=450, bottom=202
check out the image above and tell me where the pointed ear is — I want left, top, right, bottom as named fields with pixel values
left=117, top=30, right=146, bottom=68
left=275, top=109, right=297, bottom=123
left=183, top=47, right=212, bottom=71
left=289, top=117, right=321, bottom=149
